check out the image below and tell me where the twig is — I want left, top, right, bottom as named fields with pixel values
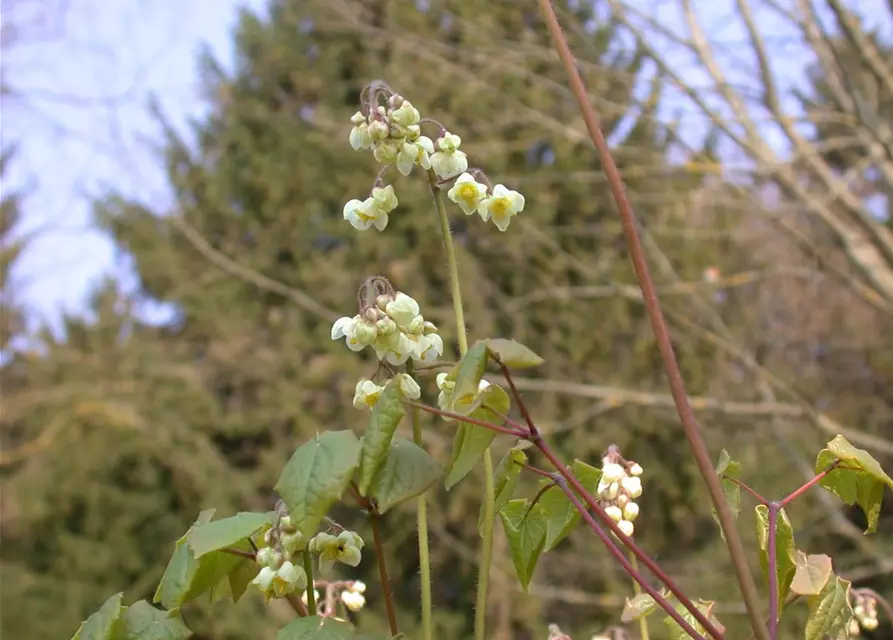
left=535, top=2, right=767, bottom=637
left=285, top=592, right=309, bottom=617
left=221, top=547, right=256, bottom=560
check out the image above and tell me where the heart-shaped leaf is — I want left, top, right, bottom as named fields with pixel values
left=188, top=511, right=273, bottom=558
left=368, top=438, right=441, bottom=514
left=755, top=505, right=797, bottom=614
left=277, top=430, right=362, bottom=532
left=120, top=601, right=191, bottom=640
left=71, top=593, right=124, bottom=640
left=357, top=385, right=405, bottom=495
left=498, top=499, right=548, bottom=591
left=444, top=384, right=510, bottom=489
left=790, top=552, right=833, bottom=596
left=805, top=574, right=853, bottom=640
left=483, top=339, right=544, bottom=368
left=276, top=615, right=355, bottom=640
left=712, top=450, right=741, bottom=540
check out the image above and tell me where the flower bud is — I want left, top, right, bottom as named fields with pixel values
left=621, top=476, right=643, bottom=499
left=375, top=317, right=397, bottom=336
left=617, top=520, right=635, bottom=537
left=628, top=462, right=644, bottom=477
left=350, top=580, right=367, bottom=594
left=373, top=140, right=399, bottom=164
left=422, top=320, right=438, bottom=335
left=599, top=481, right=620, bottom=501
left=256, top=546, right=277, bottom=568
left=281, top=532, right=306, bottom=556
left=279, top=516, right=297, bottom=533
left=615, top=494, right=630, bottom=509
left=341, top=589, right=366, bottom=612
left=407, top=315, right=425, bottom=334
left=368, top=119, right=390, bottom=141
left=601, top=462, right=626, bottom=484
left=387, top=94, right=404, bottom=110
left=397, top=373, right=421, bottom=400
left=604, top=505, right=623, bottom=523
left=350, top=111, right=367, bottom=126
left=623, top=502, right=640, bottom=522
left=848, top=618, right=861, bottom=635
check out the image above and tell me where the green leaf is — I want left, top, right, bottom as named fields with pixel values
left=815, top=435, right=893, bottom=534
left=621, top=592, right=659, bottom=623
left=444, top=385, right=510, bottom=490
left=72, top=593, right=125, bottom=640
left=539, top=459, right=602, bottom=551
left=498, top=499, right=548, bottom=591
left=368, top=437, right=441, bottom=514
left=805, top=575, right=853, bottom=640
left=483, top=338, right=545, bottom=368
left=754, top=505, right=797, bottom=613
left=120, top=601, right=191, bottom=640
left=188, top=511, right=273, bottom=558
left=790, top=552, right=833, bottom=596
left=276, top=615, right=355, bottom=640
left=479, top=445, right=528, bottom=535
left=663, top=599, right=725, bottom=639
left=711, top=450, right=741, bottom=540
left=227, top=557, right=260, bottom=603
left=277, top=430, right=362, bottom=531
left=449, top=342, right=489, bottom=412
left=154, top=512, right=253, bottom=610
left=357, top=385, right=405, bottom=495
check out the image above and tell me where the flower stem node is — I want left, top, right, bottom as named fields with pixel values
left=617, top=519, right=635, bottom=538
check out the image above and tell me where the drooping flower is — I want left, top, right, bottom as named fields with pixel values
left=478, top=184, right=525, bottom=231
left=430, top=132, right=468, bottom=180
left=309, top=531, right=365, bottom=574
left=353, top=379, right=385, bottom=410
left=343, top=198, right=389, bottom=231
left=447, top=172, right=488, bottom=216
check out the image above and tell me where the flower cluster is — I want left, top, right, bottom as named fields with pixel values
left=345, top=86, right=526, bottom=232
left=251, top=514, right=309, bottom=600
left=598, top=456, right=644, bottom=538
left=448, top=173, right=525, bottom=232
left=340, top=580, right=367, bottom=612
left=332, top=289, right=443, bottom=366
left=849, top=591, right=879, bottom=634
left=309, top=530, right=365, bottom=575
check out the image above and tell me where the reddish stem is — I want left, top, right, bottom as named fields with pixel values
left=404, top=400, right=528, bottom=436
left=779, top=462, right=841, bottom=508
left=221, top=547, right=257, bottom=560
left=722, top=475, right=769, bottom=506
left=550, top=475, right=708, bottom=640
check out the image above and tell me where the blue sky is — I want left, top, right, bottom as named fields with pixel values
left=3, top=0, right=888, bottom=334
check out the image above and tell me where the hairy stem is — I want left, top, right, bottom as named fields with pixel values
left=536, top=1, right=766, bottom=637
left=302, top=550, right=316, bottom=614
left=427, top=168, right=495, bottom=640
left=629, top=550, right=651, bottom=640
left=370, top=511, right=399, bottom=635
left=406, top=361, right=433, bottom=640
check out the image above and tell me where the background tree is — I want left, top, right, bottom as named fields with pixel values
left=1, top=1, right=891, bottom=639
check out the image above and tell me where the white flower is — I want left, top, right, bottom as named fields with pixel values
left=332, top=315, right=376, bottom=351
left=385, top=292, right=421, bottom=327
left=390, top=100, right=420, bottom=127
left=447, top=173, right=488, bottom=216
left=431, top=132, right=468, bottom=180
left=597, top=480, right=620, bottom=501
left=621, top=476, right=643, bottom=499
left=371, top=185, right=398, bottom=214
left=395, top=373, right=421, bottom=399
left=274, top=561, right=308, bottom=596
left=341, top=589, right=367, bottom=612
left=414, top=333, right=443, bottom=364
left=349, top=115, right=372, bottom=151
left=604, top=505, right=623, bottom=523
left=252, top=566, right=277, bottom=592
left=628, top=462, right=644, bottom=477
left=395, top=137, right=434, bottom=176
left=623, top=501, right=640, bottom=522
left=617, top=520, right=635, bottom=537
left=343, top=198, right=389, bottom=231
left=354, top=379, right=385, bottom=410
left=478, top=184, right=525, bottom=231
left=373, top=331, right=415, bottom=366
left=601, top=462, right=626, bottom=484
